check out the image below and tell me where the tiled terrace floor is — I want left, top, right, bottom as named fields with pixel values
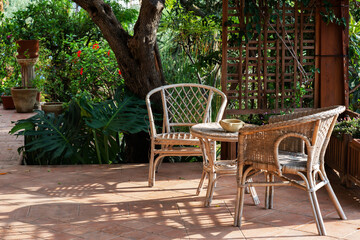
left=0, top=107, right=360, bottom=239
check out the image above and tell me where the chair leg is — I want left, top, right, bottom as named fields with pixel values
left=148, top=145, right=155, bottom=187
left=196, top=170, right=207, bottom=195
left=309, top=190, right=327, bottom=236
left=148, top=148, right=164, bottom=187
left=320, top=172, right=347, bottom=220
left=247, top=178, right=260, bottom=206
left=265, top=173, right=270, bottom=209
left=324, top=182, right=347, bottom=220
left=204, top=172, right=216, bottom=207
left=155, top=157, right=164, bottom=173
left=265, top=174, right=274, bottom=209
left=234, top=179, right=246, bottom=227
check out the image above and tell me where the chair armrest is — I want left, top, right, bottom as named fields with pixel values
left=238, top=119, right=314, bottom=173
left=146, top=93, right=158, bottom=137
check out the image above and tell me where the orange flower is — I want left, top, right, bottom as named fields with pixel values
left=77, top=50, right=81, bottom=57
left=93, top=44, right=99, bottom=49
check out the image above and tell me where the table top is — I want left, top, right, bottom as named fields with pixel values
left=190, top=122, right=241, bottom=142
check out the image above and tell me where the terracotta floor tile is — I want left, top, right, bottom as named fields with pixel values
left=272, top=228, right=338, bottom=239
left=251, top=210, right=315, bottom=229
left=296, top=220, right=360, bottom=238
left=0, top=232, right=41, bottom=240
left=239, top=222, right=290, bottom=239
left=0, top=109, right=360, bottom=240
left=120, top=229, right=152, bottom=239
left=101, top=224, right=136, bottom=235
left=160, top=228, right=189, bottom=239
left=187, top=226, right=245, bottom=239
left=343, top=229, right=360, bottom=240
left=80, top=230, right=119, bottom=240
left=143, top=234, right=174, bottom=240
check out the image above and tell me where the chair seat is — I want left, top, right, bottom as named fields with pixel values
left=279, top=151, right=308, bottom=174
left=203, top=159, right=237, bottom=174
left=154, top=132, right=200, bottom=145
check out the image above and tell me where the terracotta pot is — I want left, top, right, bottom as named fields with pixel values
left=1, top=95, right=15, bottom=110
left=11, top=87, right=38, bottom=113
left=16, top=40, right=39, bottom=59
left=41, top=102, right=64, bottom=116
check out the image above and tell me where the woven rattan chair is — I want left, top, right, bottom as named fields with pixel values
left=146, top=83, right=227, bottom=187
left=234, top=105, right=347, bottom=236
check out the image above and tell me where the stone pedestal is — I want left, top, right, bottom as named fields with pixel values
left=16, top=57, right=39, bottom=108
left=16, top=57, right=38, bottom=88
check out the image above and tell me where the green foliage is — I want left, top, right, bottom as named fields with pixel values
left=227, top=0, right=345, bottom=45
left=1, top=0, right=138, bottom=102
left=158, top=0, right=222, bottom=86
left=65, top=40, right=124, bottom=102
left=349, top=0, right=360, bottom=113
left=9, top=90, right=149, bottom=165
left=1, top=87, right=12, bottom=96
left=333, top=117, right=360, bottom=139
left=10, top=103, right=88, bottom=165
left=236, top=112, right=280, bottom=126
left=0, top=13, right=21, bottom=89
left=2, top=0, right=32, bottom=18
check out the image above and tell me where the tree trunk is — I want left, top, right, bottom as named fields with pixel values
left=73, top=0, right=166, bottom=163
left=123, top=131, right=151, bottom=163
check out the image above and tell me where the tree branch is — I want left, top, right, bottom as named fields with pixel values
left=72, top=0, right=131, bottom=59
left=350, top=82, right=360, bottom=94
left=129, top=0, right=165, bottom=57
left=181, top=43, right=204, bottom=85
left=179, top=0, right=206, bottom=17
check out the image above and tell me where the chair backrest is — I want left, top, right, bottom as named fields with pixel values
left=310, top=106, right=345, bottom=168
left=146, top=83, right=227, bottom=136
left=241, top=105, right=345, bottom=174
left=278, top=105, right=345, bottom=170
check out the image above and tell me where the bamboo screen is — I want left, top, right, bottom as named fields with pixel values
left=222, top=0, right=318, bottom=115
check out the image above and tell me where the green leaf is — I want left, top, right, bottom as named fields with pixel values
left=9, top=122, right=34, bottom=135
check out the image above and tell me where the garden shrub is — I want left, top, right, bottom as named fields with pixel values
left=10, top=89, right=149, bottom=165
left=333, top=117, right=360, bottom=139
left=0, top=0, right=138, bottom=102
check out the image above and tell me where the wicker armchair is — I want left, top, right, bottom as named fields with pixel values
left=234, top=105, right=347, bottom=236
left=146, top=83, right=227, bottom=187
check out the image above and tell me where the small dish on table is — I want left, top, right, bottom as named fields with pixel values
left=219, top=119, right=245, bottom=132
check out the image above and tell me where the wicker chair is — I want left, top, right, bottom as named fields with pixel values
left=146, top=83, right=227, bottom=187
left=234, top=105, right=347, bottom=236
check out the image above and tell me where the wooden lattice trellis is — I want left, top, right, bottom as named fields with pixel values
left=221, top=0, right=320, bottom=115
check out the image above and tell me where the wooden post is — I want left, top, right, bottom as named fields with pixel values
left=318, top=0, right=349, bottom=107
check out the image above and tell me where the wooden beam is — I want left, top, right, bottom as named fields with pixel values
left=319, top=0, right=349, bottom=107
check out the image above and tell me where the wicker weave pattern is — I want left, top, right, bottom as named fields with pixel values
left=146, top=84, right=227, bottom=187
left=164, top=86, right=211, bottom=125
left=234, top=105, right=347, bottom=236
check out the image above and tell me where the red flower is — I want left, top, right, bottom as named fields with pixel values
left=77, top=50, right=81, bottom=57
left=80, top=68, right=83, bottom=75
left=118, top=70, right=121, bottom=75
left=107, top=50, right=111, bottom=56
left=92, top=44, right=99, bottom=49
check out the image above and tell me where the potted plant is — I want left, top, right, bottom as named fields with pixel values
left=7, top=9, right=41, bottom=60
left=16, top=39, right=39, bottom=59
left=1, top=87, right=15, bottom=110
left=41, top=102, right=64, bottom=116
left=325, top=110, right=360, bottom=186
left=7, top=17, right=41, bottom=113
